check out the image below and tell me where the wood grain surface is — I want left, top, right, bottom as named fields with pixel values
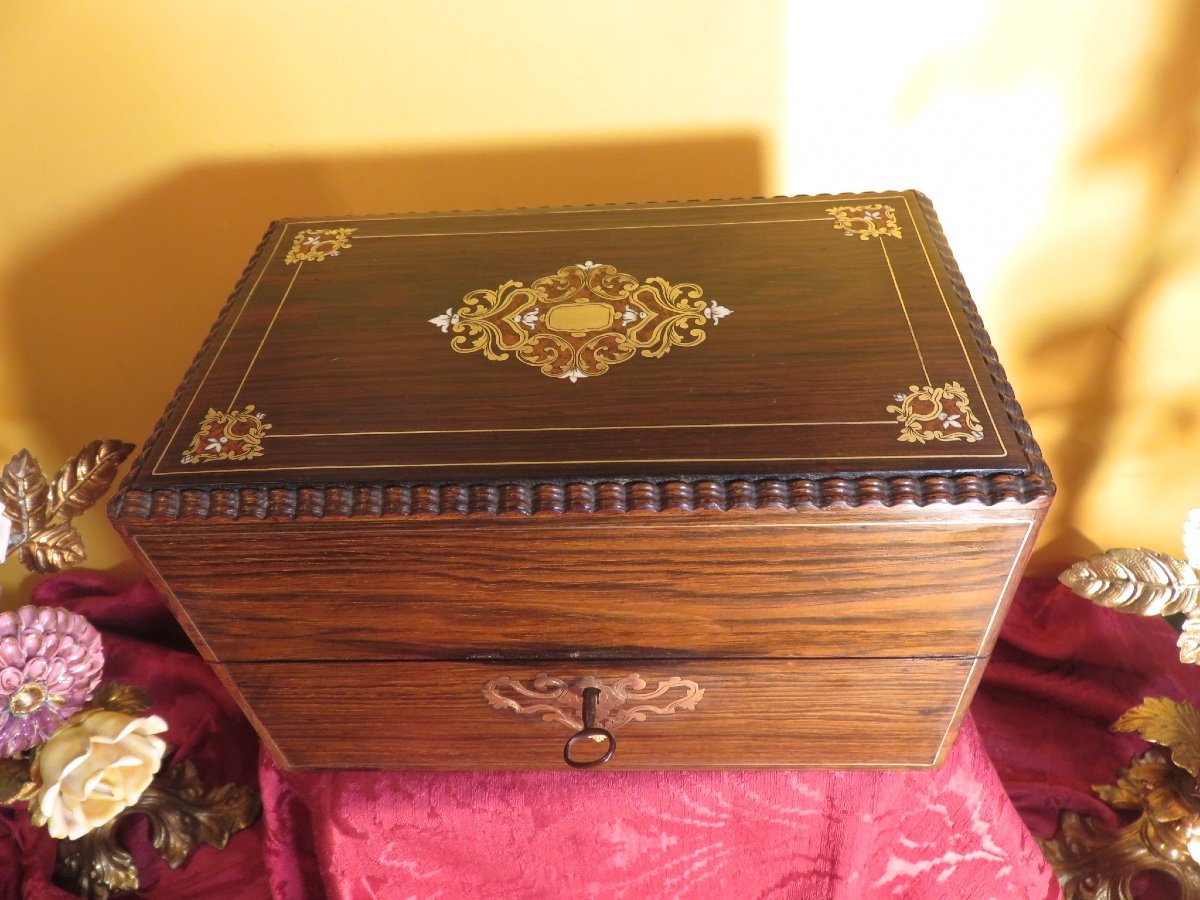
left=127, top=509, right=1037, bottom=663
left=223, top=657, right=978, bottom=770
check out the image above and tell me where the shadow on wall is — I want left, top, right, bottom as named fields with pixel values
left=0, top=132, right=764, bottom=601
left=1013, top=1, right=1200, bottom=574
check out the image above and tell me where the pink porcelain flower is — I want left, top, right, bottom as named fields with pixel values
left=0, top=606, right=104, bottom=758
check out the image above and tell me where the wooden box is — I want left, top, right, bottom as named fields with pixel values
left=110, top=191, right=1053, bottom=771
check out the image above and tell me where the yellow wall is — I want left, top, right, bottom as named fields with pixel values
left=3, top=1, right=1198, bottom=603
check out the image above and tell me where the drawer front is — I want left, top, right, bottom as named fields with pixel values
left=221, top=657, right=979, bottom=770
left=131, top=514, right=1035, bottom=662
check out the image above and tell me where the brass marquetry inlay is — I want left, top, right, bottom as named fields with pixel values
left=483, top=673, right=704, bottom=731
left=181, top=405, right=272, bottom=464
left=284, top=227, right=356, bottom=264
left=429, top=261, right=732, bottom=382
left=829, top=204, right=903, bottom=240
left=888, top=382, right=984, bottom=444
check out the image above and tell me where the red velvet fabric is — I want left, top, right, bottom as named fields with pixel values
left=974, top=578, right=1200, bottom=841
left=4, top=573, right=1191, bottom=898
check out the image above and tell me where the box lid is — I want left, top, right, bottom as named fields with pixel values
left=118, top=191, right=1052, bottom=508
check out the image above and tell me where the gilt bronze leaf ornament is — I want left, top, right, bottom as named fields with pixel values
left=55, top=757, right=261, bottom=899
left=1060, top=515, right=1200, bottom=665
left=1, top=442, right=133, bottom=574
left=1041, top=697, right=1200, bottom=899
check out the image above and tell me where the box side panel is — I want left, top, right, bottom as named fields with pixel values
left=112, top=521, right=222, bottom=663
left=127, top=508, right=1039, bottom=662
left=222, top=657, right=976, bottom=770
left=973, top=495, right=1051, bottom=659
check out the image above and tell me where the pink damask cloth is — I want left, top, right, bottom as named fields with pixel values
left=259, top=716, right=1056, bottom=899
left=20, top=571, right=1194, bottom=899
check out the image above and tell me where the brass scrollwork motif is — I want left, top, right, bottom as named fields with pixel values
left=828, top=204, right=903, bottom=240
left=887, top=382, right=984, bottom=444
left=284, top=227, right=356, bottom=264
left=181, top=405, right=272, bottom=464
left=482, top=673, right=704, bottom=731
left=430, top=261, right=730, bottom=382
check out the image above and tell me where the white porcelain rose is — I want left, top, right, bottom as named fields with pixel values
left=32, top=710, right=168, bottom=840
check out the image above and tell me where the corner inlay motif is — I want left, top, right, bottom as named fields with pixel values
left=181, top=406, right=272, bottom=464
left=888, top=382, right=984, bottom=444
left=284, top=228, right=356, bottom=264
left=829, top=204, right=903, bottom=240
left=430, top=261, right=731, bottom=382
left=482, top=673, right=704, bottom=731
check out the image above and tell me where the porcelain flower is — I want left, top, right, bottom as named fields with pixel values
left=0, top=606, right=104, bottom=758
left=34, top=710, right=168, bottom=840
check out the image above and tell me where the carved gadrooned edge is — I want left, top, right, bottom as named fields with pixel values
left=911, top=191, right=1054, bottom=499
left=115, top=221, right=282, bottom=498
left=110, top=473, right=1048, bottom=522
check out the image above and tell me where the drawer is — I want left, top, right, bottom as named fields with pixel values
left=220, top=657, right=980, bottom=770
left=133, top=515, right=1034, bottom=662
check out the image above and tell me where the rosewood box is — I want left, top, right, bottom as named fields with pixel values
left=110, top=191, right=1053, bottom=770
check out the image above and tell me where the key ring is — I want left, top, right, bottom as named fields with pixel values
left=563, top=685, right=616, bottom=769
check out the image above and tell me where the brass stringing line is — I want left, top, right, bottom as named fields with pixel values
left=229, top=259, right=304, bottom=409
left=256, top=213, right=910, bottom=439
left=880, top=238, right=931, bottom=387
left=931, top=516, right=1036, bottom=766
left=150, top=446, right=1013, bottom=476
left=352, top=216, right=833, bottom=240
left=305, top=518, right=1031, bottom=530
left=974, top=518, right=1036, bottom=659
left=901, top=195, right=1005, bottom=453
left=253, top=215, right=902, bottom=439
left=928, top=657, right=986, bottom=768
left=264, top=420, right=898, bottom=439
left=152, top=224, right=292, bottom=476
left=285, top=195, right=909, bottom=227
left=163, top=196, right=905, bottom=470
